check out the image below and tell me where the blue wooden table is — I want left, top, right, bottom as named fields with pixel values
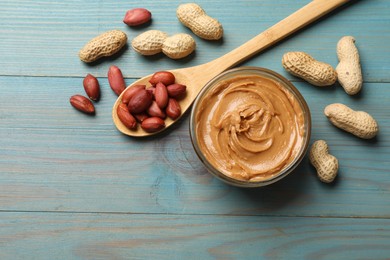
left=1, top=0, right=389, bottom=259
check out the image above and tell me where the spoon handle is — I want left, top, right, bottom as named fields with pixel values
left=206, top=0, right=351, bottom=72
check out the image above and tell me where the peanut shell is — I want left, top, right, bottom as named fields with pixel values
left=131, top=30, right=168, bottom=56
left=79, top=30, right=127, bottom=63
left=162, top=33, right=196, bottom=59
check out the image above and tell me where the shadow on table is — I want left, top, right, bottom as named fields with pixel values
left=229, top=157, right=325, bottom=214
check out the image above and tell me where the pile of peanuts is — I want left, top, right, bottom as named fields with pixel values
left=115, top=70, right=186, bottom=133
left=282, top=36, right=379, bottom=184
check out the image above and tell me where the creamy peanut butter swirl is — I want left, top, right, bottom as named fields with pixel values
left=196, top=75, right=305, bottom=182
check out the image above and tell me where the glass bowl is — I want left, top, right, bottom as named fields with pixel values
left=189, top=67, right=311, bottom=187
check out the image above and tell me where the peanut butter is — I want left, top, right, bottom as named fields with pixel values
left=195, top=74, right=305, bottom=182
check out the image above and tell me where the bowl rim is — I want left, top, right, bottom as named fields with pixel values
left=189, top=66, right=312, bottom=188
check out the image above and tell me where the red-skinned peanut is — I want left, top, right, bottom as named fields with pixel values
left=117, top=103, right=137, bottom=130
left=147, top=101, right=166, bottom=119
left=166, top=98, right=181, bottom=120
left=123, top=8, right=152, bottom=26
left=127, top=89, right=153, bottom=114
left=83, top=74, right=100, bottom=101
left=166, top=83, right=186, bottom=99
left=141, top=117, right=165, bottom=133
left=149, top=71, right=175, bottom=86
left=155, top=82, right=169, bottom=109
left=122, top=85, right=146, bottom=104
left=108, top=65, right=126, bottom=96
left=70, top=94, right=95, bottom=115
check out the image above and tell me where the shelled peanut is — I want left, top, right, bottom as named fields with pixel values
left=70, top=74, right=100, bottom=115
left=123, top=8, right=152, bottom=26
left=117, top=71, right=186, bottom=133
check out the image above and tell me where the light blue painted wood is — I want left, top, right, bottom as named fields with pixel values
left=1, top=212, right=390, bottom=260
left=0, top=0, right=389, bottom=82
left=0, top=0, right=390, bottom=258
left=0, top=76, right=389, bottom=217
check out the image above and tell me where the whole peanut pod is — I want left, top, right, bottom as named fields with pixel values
left=336, top=36, right=363, bottom=95
left=131, top=30, right=168, bottom=56
left=309, top=140, right=338, bottom=183
left=324, top=103, right=379, bottom=139
left=162, top=33, right=196, bottom=59
left=282, top=52, right=337, bottom=87
left=79, top=30, right=127, bottom=63
left=177, top=3, right=223, bottom=40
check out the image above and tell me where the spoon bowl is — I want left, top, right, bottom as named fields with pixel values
left=112, top=64, right=213, bottom=137
left=113, top=0, right=350, bottom=137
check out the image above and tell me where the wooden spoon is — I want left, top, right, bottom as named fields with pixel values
left=113, top=0, right=350, bottom=137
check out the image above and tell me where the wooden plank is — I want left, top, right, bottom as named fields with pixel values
left=0, top=76, right=389, bottom=217
left=0, top=0, right=389, bottom=82
left=0, top=212, right=389, bottom=259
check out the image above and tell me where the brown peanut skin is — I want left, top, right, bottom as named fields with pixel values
left=155, top=82, right=169, bottom=109
left=117, top=103, right=137, bottom=130
left=83, top=74, right=100, bottom=101
left=108, top=66, right=126, bottom=96
left=166, top=83, right=186, bottom=99
left=146, top=86, right=156, bottom=98
left=122, top=85, right=146, bottom=104
left=149, top=71, right=175, bottom=86
left=147, top=101, right=166, bottom=119
left=127, top=89, right=153, bottom=114
left=166, top=98, right=181, bottom=120
left=135, top=112, right=149, bottom=123
left=70, top=94, right=95, bottom=115
left=141, top=117, right=165, bottom=133
left=123, top=8, right=151, bottom=26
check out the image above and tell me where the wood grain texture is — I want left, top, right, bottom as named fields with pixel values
left=0, top=76, right=389, bottom=216
left=0, top=0, right=388, bottom=82
left=1, top=212, right=390, bottom=260
left=0, top=0, right=390, bottom=258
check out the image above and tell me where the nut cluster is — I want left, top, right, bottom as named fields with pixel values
left=117, top=71, right=186, bottom=133
left=283, top=36, right=378, bottom=183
